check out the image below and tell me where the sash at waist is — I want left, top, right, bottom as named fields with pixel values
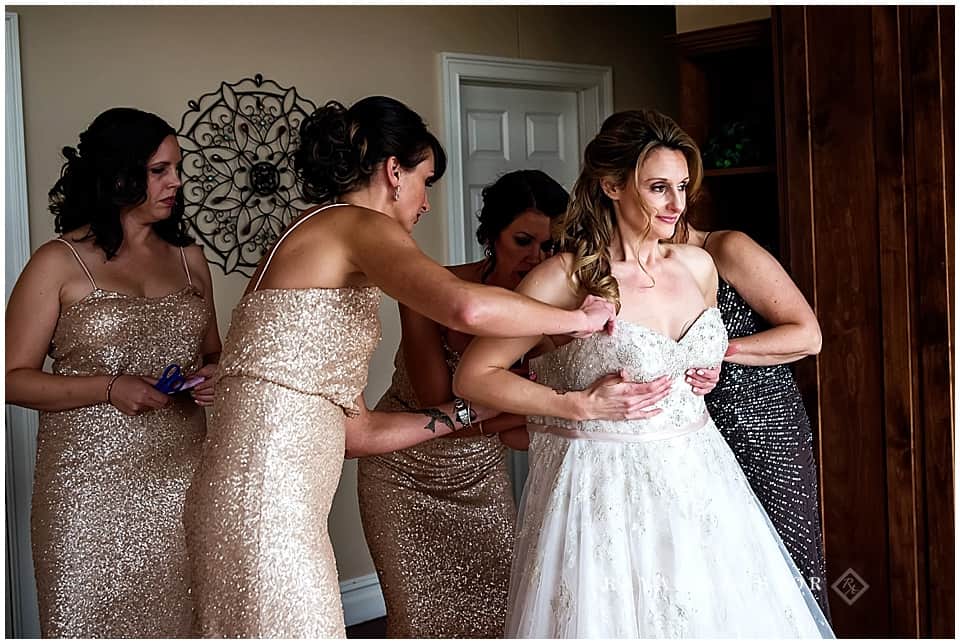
left=528, top=411, right=709, bottom=443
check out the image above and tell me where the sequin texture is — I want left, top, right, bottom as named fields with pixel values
left=705, top=278, right=831, bottom=617
left=33, top=281, right=210, bottom=637
left=358, top=338, right=515, bottom=637
left=184, top=286, right=381, bottom=638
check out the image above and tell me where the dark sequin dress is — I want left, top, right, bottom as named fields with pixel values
left=705, top=278, right=832, bottom=619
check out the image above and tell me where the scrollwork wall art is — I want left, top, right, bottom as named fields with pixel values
left=178, top=74, right=317, bottom=275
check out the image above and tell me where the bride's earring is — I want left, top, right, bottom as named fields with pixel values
left=394, top=185, right=401, bottom=201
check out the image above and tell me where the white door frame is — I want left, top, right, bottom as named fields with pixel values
left=439, top=52, right=613, bottom=265
left=439, top=52, right=613, bottom=503
left=6, top=11, right=41, bottom=638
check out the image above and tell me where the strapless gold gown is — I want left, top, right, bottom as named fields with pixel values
left=33, top=242, right=209, bottom=637
left=184, top=286, right=380, bottom=638
left=358, top=340, right=516, bottom=637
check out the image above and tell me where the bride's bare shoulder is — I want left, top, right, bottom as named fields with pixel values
left=664, top=243, right=718, bottom=303
left=665, top=243, right=715, bottom=281
left=514, top=253, right=583, bottom=309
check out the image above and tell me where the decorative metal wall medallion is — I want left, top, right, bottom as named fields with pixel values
left=177, top=74, right=317, bottom=275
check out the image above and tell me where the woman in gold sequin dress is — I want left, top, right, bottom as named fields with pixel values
left=5, top=108, right=222, bottom=637
left=358, top=170, right=571, bottom=637
left=183, top=97, right=667, bottom=639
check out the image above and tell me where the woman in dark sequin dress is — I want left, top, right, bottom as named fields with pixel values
left=682, top=226, right=831, bottom=618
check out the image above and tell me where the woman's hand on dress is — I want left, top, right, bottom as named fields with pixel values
left=575, top=371, right=671, bottom=420
left=569, top=295, right=617, bottom=338
left=684, top=365, right=721, bottom=396
left=188, top=363, right=219, bottom=406
left=108, top=375, right=170, bottom=416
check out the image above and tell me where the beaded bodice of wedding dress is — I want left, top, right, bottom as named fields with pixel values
left=528, top=308, right=726, bottom=437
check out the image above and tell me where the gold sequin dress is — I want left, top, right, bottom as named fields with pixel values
left=183, top=204, right=381, bottom=638
left=32, top=239, right=209, bottom=637
left=358, top=338, right=516, bottom=637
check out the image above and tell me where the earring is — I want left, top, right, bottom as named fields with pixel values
left=394, top=185, right=401, bottom=201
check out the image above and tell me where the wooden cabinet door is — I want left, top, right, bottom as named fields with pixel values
left=774, top=5, right=954, bottom=637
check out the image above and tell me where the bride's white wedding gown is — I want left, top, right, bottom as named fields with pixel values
left=510, top=308, right=833, bottom=638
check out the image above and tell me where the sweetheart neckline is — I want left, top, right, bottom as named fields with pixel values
left=530, top=307, right=722, bottom=366
left=614, top=307, right=719, bottom=344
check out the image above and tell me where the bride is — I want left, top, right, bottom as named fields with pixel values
left=454, top=109, right=833, bottom=638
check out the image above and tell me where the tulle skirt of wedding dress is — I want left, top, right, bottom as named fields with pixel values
left=506, top=421, right=834, bottom=639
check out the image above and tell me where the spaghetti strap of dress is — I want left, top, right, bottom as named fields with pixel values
left=253, top=203, right=345, bottom=291
left=179, top=247, right=193, bottom=287
left=53, top=238, right=97, bottom=290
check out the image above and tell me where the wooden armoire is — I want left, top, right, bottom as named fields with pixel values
left=674, top=6, right=954, bottom=638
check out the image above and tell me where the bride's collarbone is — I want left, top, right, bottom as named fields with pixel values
left=614, top=283, right=711, bottom=341
left=616, top=268, right=703, bottom=303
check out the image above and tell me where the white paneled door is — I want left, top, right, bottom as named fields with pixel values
left=458, top=83, right=581, bottom=262
left=441, top=52, right=612, bottom=505
left=458, top=82, right=581, bottom=500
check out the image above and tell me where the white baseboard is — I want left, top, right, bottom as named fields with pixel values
left=340, top=573, right=386, bottom=627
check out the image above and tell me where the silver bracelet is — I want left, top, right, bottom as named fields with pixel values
left=452, top=397, right=472, bottom=428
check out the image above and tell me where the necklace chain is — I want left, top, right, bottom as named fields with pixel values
left=636, top=241, right=657, bottom=289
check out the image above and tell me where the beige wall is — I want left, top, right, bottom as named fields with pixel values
left=675, top=5, right=770, bottom=32
left=10, top=4, right=678, bottom=582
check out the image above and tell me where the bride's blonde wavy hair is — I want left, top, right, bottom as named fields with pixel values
left=554, top=109, right=702, bottom=312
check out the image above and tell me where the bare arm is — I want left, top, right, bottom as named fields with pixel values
left=454, top=255, right=671, bottom=420
left=5, top=242, right=168, bottom=414
left=187, top=244, right=223, bottom=365
left=395, top=302, right=525, bottom=439
left=708, top=231, right=822, bottom=366
left=349, top=209, right=614, bottom=338
left=344, top=392, right=500, bottom=458
left=184, top=244, right=223, bottom=406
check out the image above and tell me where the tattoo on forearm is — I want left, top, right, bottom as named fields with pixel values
left=399, top=400, right=458, bottom=433
left=413, top=407, right=456, bottom=433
